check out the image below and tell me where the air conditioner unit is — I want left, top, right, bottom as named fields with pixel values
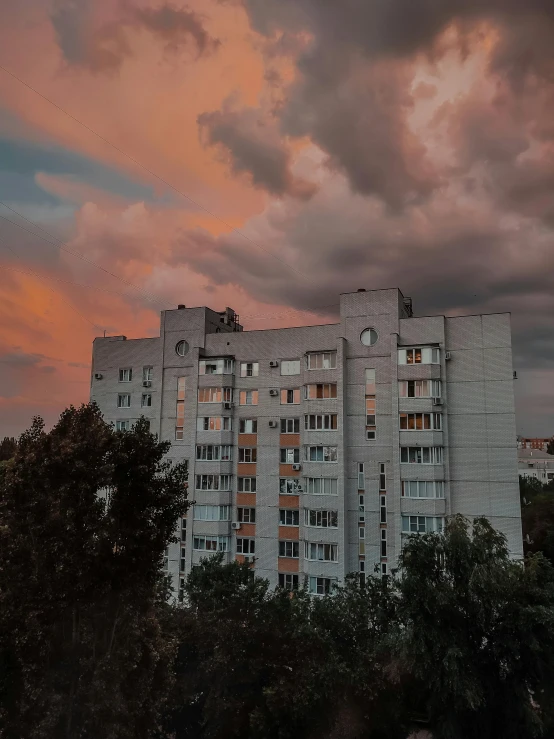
left=223, top=402, right=232, bottom=410
left=432, top=397, right=442, bottom=406
left=269, top=360, right=279, bottom=368
left=292, top=463, right=302, bottom=471
left=231, top=522, right=241, bottom=530
left=269, top=389, right=279, bottom=396
left=143, top=380, right=152, bottom=388
left=268, top=420, right=278, bottom=428
left=445, top=351, right=452, bottom=360
left=94, top=373, right=103, bottom=380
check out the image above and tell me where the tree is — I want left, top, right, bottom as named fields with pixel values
left=162, top=557, right=407, bottom=739
left=0, top=404, right=188, bottom=739
left=0, top=436, right=17, bottom=462
left=547, top=438, right=554, bottom=456
left=393, top=515, right=554, bottom=739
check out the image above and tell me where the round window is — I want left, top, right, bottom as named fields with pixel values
left=175, top=340, right=189, bottom=356
left=360, top=328, right=378, bottom=347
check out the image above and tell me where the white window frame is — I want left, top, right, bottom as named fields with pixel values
left=280, top=360, right=300, bottom=376
left=197, top=416, right=231, bottom=431
left=142, top=366, right=153, bottom=382
left=193, top=535, right=230, bottom=552
left=398, top=380, right=441, bottom=398
left=280, top=447, right=300, bottom=464
left=239, top=418, right=258, bottom=433
left=400, top=447, right=444, bottom=464
left=304, top=509, right=338, bottom=528
left=305, top=478, right=338, bottom=495
left=281, top=388, right=301, bottom=405
left=280, top=418, right=300, bottom=434
left=236, top=538, right=255, bottom=554
left=305, top=542, right=338, bottom=562
left=238, top=477, right=257, bottom=492
left=304, top=414, right=338, bottom=431
left=308, top=577, right=335, bottom=595
left=119, top=368, right=132, bottom=382
left=195, top=445, right=232, bottom=462
left=278, top=573, right=299, bottom=590
left=306, top=352, right=337, bottom=370
left=141, top=393, right=152, bottom=407
left=397, top=347, right=440, bottom=365
left=116, top=420, right=130, bottom=431
left=194, top=505, right=231, bottom=521
left=239, top=390, right=259, bottom=406
left=304, top=383, right=338, bottom=400
left=237, top=507, right=256, bottom=523
left=279, top=478, right=303, bottom=495
left=198, top=387, right=233, bottom=403
left=306, top=446, right=338, bottom=463
left=401, top=515, right=444, bottom=534
left=402, top=480, right=445, bottom=499
left=279, top=509, right=300, bottom=526
left=240, top=362, right=259, bottom=378
left=279, top=540, right=299, bottom=558
left=117, top=394, right=131, bottom=408
left=195, top=474, right=231, bottom=491
left=238, top=448, right=257, bottom=463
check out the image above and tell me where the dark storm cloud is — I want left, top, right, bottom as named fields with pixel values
left=51, top=0, right=218, bottom=74
left=198, top=103, right=317, bottom=199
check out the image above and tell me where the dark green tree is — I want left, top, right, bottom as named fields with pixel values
left=0, top=436, right=17, bottom=462
left=547, top=438, right=554, bottom=456
left=393, top=514, right=554, bottom=739
left=0, top=404, right=188, bottom=739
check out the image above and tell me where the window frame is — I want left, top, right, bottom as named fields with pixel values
left=280, top=447, right=300, bottom=464
left=117, top=393, right=131, bottom=408
left=280, top=359, right=301, bottom=376
left=237, top=507, right=256, bottom=523
left=304, top=383, right=338, bottom=400
left=240, top=361, right=259, bottom=378
left=116, top=419, right=130, bottom=431
left=400, top=447, right=444, bottom=464
left=236, top=538, right=256, bottom=554
left=118, top=368, right=132, bottom=382
left=279, top=509, right=300, bottom=526
left=239, top=418, right=258, bottom=434
left=238, top=447, right=257, bottom=464
left=304, top=509, right=338, bottom=528
left=280, top=388, right=301, bottom=405
left=280, top=417, right=300, bottom=433
left=239, top=389, right=259, bottom=406
left=305, top=542, right=338, bottom=562
left=237, top=477, right=257, bottom=492
left=304, top=414, right=338, bottom=431
left=306, top=352, right=337, bottom=370
left=306, top=445, right=338, bottom=463
left=279, top=478, right=303, bottom=495
left=305, top=477, right=338, bottom=495
left=279, top=540, right=299, bottom=558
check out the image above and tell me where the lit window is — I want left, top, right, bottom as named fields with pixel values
left=399, top=413, right=442, bottom=430
left=398, top=347, right=440, bottom=365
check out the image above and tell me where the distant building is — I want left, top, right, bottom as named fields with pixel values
left=518, top=448, right=554, bottom=485
left=90, top=288, right=523, bottom=599
left=517, top=437, right=553, bottom=452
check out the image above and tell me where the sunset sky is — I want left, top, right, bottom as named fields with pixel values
left=1, top=0, right=553, bottom=437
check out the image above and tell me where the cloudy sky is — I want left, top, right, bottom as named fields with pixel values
left=0, top=0, right=553, bottom=437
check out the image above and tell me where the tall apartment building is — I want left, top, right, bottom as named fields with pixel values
left=90, top=288, right=523, bottom=597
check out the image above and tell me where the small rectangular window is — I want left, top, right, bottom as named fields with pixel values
left=308, top=577, right=334, bottom=595
left=236, top=538, right=255, bottom=554
left=280, top=448, right=300, bottom=464
left=240, top=362, right=259, bottom=378
left=239, top=448, right=257, bottom=463
left=117, top=394, right=131, bottom=408
left=237, top=507, right=256, bottom=523
left=304, top=383, right=338, bottom=400
left=239, top=418, right=258, bottom=433
left=279, top=540, right=299, bottom=558
left=280, top=478, right=303, bottom=495
left=141, top=393, right=152, bottom=407
left=379, top=463, right=386, bottom=491
left=142, top=366, right=153, bottom=382
left=304, top=414, right=338, bottom=430
left=307, top=352, right=337, bottom=370
left=281, top=388, right=301, bottom=404
left=280, top=418, right=300, bottom=433
left=306, top=446, right=337, bottom=462
left=238, top=477, right=257, bottom=492
left=278, top=573, right=299, bottom=590
left=305, top=478, right=338, bottom=495
left=119, top=368, right=132, bottom=382
left=239, top=390, right=258, bottom=406
left=279, top=509, right=300, bottom=526
left=116, top=420, right=130, bottom=431
left=280, top=360, right=301, bottom=376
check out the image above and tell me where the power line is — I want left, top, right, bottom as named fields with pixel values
left=0, top=202, right=166, bottom=307
left=0, top=63, right=315, bottom=283
left=0, top=238, right=105, bottom=333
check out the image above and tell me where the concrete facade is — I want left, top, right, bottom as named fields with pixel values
left=90, top=289, right=523, bottom=598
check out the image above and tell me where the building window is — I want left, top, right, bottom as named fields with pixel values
left=379, top=463, right=386, bottom=492
left=358, top=462, right=365, bottom=491
left=281, top=448, right=300, bottom=464
left=197, top=416, right=231, bottom=431
left=237, top=507, right=256, bottom=523
left=239, top=448, right=257, bottom=463
left=194, top=505, right=231, bottom=521
left=117, top=393, right=131, bottom=408
left=281, top=388, right=301, bottom=404
left=365, top=369, right=376, bottom=440
left=175, top=340, right=189, bottom=357
left=279, top=509, right=300, bottom=526
left=381, top=529, right=387, bottom=557
left=195, top=445, right=232, bottom=461
left=359, top=527, right=365, bottom=539
left=116, top=420, right=130, bottom=431
left=181, top=518, right=187, bottom=542
left=239, top=390, right=259, bottom=406
left=198, top=387, right=233, bottom=403
left=279, top=541, right=299, bottom=558
left=199, top=359, right=234, bottom=375
left=305, top=542, right=338, bottom=562
left=175, top=377, right=185, bottom=440
left=360, top=328, right=378, bottom=347
left=238, top=477, right=257, bottom=492
left=236, top=538, right=255, bottom=554
left=141, top=393, right=152, bottom=407
left=309, top=577, right=334, bottom=595
left=380, top=495, right=387, bottom=523
left=398, top=347, right=440, bottom=365
left=307, top=352, right=337, bottom=370
left=381, top=563, right=387, bottom=576
left=119, top=368, right=132, bottom=382
left=193, top=535, right=229, bottom=552
left=305, top=477, right=337, bottom=495
left=142, top=366, right=153, bottom=382
left=278, top=573, right=299, bottom=590
left=305, top=509, right=338, bottom=528
left=304, top=414, right=337, bottom=430
left=399, top=413, right=442, bottom=430
left=239, top=418, right=258, bottom=433
left=401, top=516, right=444, bottom=534
left=195, top=474, right=231, bottom=491
left=398, top=380, right=441, bottom=398
left=359, top=494, right=365, bottom=523
left=180, top=547, right=186, bottom=573
left=280, top=478, right=303, bottom=495
left=402, top=481, right=445, bottom=498
left=400, top=447, right=443, bottom=464
left=281, top=360, right=300, bottom=376
left=306, top=446, right=337, bottom=462
left=281, top=418, right=300, bottom=433
left=240, top=362, right=259, bottom=377
left=304, top=383, right=337, bottom=400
